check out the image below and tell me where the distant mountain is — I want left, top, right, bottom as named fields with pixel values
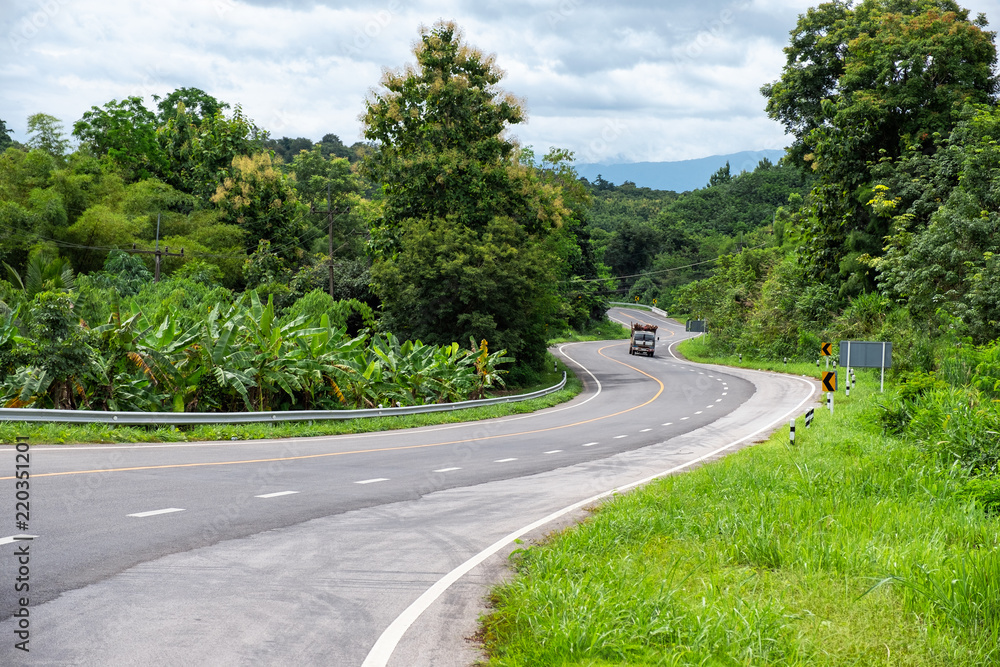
left=573, top=149, right=787, bottom=192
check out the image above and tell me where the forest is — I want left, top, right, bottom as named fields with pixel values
left=2, top=1, right=1000, bottom=427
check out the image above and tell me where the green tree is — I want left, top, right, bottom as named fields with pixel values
left=211, top=152, right=306, bottom=259
left=0, top=118, right=12, bottom=151
left=158, top=102, right=267, bottom=201
left=762, top=0, right=998, bottom=288
left=154, top=87, right=229, bottom=126
left=361, top=22, right=570, bottom=371
left=73, top=96, right=166, bottom=181
left=26, top=113, right=70, bottom=158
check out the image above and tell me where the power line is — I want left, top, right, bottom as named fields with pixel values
left=568, top=242, right=768, bottom=285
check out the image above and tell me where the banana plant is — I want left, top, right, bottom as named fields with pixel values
left=468, top=338, right=512, bottom=400
left=237, top=291, right=325, bottom=410
left=1, top=366, right=54, bottom=408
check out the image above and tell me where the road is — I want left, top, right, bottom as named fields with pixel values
left=0, top=309, right=817, bottom=666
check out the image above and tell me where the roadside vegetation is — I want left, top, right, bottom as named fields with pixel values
left=479, top=337, right=1000, bottom=665
left=0, top=356, right=579, bottom=445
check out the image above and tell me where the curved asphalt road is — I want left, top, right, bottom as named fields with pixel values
left=0, top=309, right=817, bottom=666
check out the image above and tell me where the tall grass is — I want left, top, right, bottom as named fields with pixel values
left=480, top=343, right=1000, bottom=665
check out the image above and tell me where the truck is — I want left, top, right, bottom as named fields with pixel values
left=629, top=322, right=658, bottom=357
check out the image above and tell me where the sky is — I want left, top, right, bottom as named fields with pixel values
left=2, top=0, right=999, bottom=165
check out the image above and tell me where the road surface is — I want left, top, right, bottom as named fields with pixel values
left=0, top=309, right=817, bottom=665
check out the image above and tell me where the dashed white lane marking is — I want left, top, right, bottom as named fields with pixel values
left=614, top=435, right=628, bottom=439
left=640, top=428, right=652, bottom=432
left=680, top=417, right=689, bottom=420
left=434, top=467, right=461, bottom=473
left=0, top=535, right=37, bottom=546
left=582, top=442, right=598, bottom=447
left=723, top=392, right=728, bottom=395
left=356, top=478, right=389, bottom=485
left=716, top=398, right=723, bottom=402
left=128, top=508, right=184, bottom=518
left=706, top=405, right=715, bottom=409
left=544, top=450, right=562, bottom=454
left=361, top=366, right=818, bottom=667
left=662, top=422, right=673, bottom=426
left=495, top=458, right=517, bottom=463
left=694, top=411, right=703, bottom=415
left=255, top=491, right=299, bottom=498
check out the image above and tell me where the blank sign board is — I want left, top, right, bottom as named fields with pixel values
left=838, top=341, right=892, bottom=369
left=686, top=320, right=706, bottom=332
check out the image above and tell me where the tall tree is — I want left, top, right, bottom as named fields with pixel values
left=73, top=96, right=166, bottom=180
left=26, top=113, right=70, bottom=158
left=361, top=21, right=570, bottom=371
left=0, top=118, right=13, bottom=151
left=762, top=0, right=998, bottom=289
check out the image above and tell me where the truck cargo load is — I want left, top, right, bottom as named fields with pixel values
left=629, top=322, right=658, bottom=357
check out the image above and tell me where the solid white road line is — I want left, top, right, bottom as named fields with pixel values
left=127, top=508, right=185, bottom=518
left=362, top=371, right=818, bottom=667
left=255, top=491, right=299, bottom=498
left=356, top=478, right=389, bottom=485
left=0, top=535, right=38, bottom=546
left=434, top=467, right=461, bottom=473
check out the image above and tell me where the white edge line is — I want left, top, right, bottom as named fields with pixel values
left=127, top=508, right=185, bottom=518
left=362, top=366, right=817, bottom=667
left=255, top=491, right=299, bottom=498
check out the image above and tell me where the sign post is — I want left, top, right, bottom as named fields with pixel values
left=838, top=341, right=892, bottom=393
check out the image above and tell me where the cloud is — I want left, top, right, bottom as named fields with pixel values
left=1, top=0, right=997, bottom=162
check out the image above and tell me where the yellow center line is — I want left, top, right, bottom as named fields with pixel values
left=3, top=344, right=666, bottom=480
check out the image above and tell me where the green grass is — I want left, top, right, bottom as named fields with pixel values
left=479, top=343, right=1000, bottom=666
left=0, top=358, right=582, bottom=445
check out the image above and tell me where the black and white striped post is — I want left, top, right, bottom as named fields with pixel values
left=790, top=418, right=796, bottom=445
left=805, top=408, right=815, bottom=428
left=827, top=392, right=833, bottom=414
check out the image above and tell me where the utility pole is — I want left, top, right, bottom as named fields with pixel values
left=328, top=184, right=334, bottom=299
left=126, top=213, right=184, bottom=283
left=326, top=184, right=350, bottom=299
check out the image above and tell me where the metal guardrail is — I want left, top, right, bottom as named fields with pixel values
left=608, top=302, right=670, bottom=319
left=0, top=373, right=567, bottom=426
